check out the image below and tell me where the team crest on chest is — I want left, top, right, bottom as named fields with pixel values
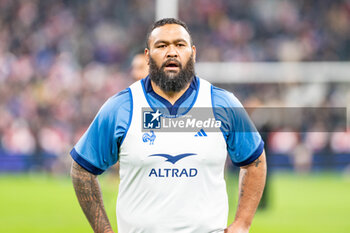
left=142, top=130, right=156, bottom=145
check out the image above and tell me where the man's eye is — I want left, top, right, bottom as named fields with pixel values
left=177, top=44, right=185, bottom=47
left=157, top=45, right=166, bottom=48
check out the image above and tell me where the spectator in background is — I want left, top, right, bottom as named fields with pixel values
left=130, top=52, right=149, bottom=81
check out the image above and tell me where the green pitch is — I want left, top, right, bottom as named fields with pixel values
left=0, top=172, right=350, bottom=233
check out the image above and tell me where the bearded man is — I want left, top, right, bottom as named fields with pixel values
left=70, top=18, right=266, bottom=233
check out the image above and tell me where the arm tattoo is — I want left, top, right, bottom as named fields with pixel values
left=254, top=158, right=261, bottom=167
left=239, top=169, right=247, bottom=198
left=71, top=161, right=113, bottom=233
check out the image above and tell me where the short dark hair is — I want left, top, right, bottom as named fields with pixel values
left=146, top=18, right=193, bottom=48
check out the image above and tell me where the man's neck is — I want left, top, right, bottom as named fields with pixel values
left=150, top=81, right=191, bottom=105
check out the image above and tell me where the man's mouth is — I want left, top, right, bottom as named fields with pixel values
left=163, top=60, right=180, bottom=71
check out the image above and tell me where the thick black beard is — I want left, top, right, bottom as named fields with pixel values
left=149, top=54, right=195, bottom=92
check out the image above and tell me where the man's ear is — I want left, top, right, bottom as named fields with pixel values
left=192, top=45, right=196, bottom=63
left=145, top=48, right=150, bottom=65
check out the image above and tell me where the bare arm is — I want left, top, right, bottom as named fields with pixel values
left=71, top=161, right=114, bottom=233
left=225, top=150, right=267, bottom=233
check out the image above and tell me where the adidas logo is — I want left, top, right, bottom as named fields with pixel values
left=194, top=129, right=207, bottom=137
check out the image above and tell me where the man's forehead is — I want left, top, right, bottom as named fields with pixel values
left=149, top=24, right=191, bottom=44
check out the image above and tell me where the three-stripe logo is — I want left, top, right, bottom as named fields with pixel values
left=194, top=129, right=207, bottom=137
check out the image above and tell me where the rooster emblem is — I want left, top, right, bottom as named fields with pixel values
left=142, top=130, right=156, bottom=145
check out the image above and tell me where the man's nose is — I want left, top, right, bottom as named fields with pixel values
left=166, top=45, right=178, bottom=58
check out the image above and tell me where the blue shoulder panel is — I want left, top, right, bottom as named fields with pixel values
left=211, top=86, right=264, bottom=166
left=70, top=88, right=132, bottom=174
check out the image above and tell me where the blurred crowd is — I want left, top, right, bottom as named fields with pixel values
left=219, top=82, right=350, bottom=172
left=0, top=0, right=349, bottom=172
left=181, top=0, right=350, bottom=61
left=0, top=0, right=151, bottom=169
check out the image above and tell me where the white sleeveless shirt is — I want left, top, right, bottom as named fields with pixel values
left=117, top=78, right=228, bottom=233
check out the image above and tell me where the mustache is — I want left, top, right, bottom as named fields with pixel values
left=149, top=54, right=195, bottom=93
left=161, top=59, right=182, bottom=69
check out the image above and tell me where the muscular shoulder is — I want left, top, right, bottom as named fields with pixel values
left=98, top=88, right=132, bottom=120
left=86, top=88, right=132, bottom=136
left=211, top=86, right=263, bottom=166
left=211, top=86, right=250, bottom=134
left=211, top=86, right=243, bottom=109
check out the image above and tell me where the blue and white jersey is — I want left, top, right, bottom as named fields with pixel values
left=71, top=76, right=264, bottom=233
